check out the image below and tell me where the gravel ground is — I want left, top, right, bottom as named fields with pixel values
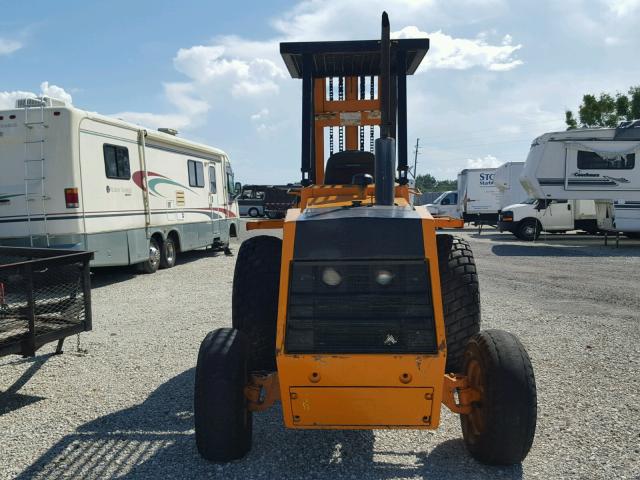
left=1, top=223, right=639, bottom=480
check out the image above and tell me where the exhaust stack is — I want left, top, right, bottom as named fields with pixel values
left=375, top=11, right=395, bottom=206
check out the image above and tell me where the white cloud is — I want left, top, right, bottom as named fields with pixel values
left=0, top=82, right=73, bottom=109
left=0, top=38, right=22, bottom=55
left=394, top=26, right=522, bottom=71
left=466, top=154, right=502, bottom=168
left=607, top=0, right=640, bottom=16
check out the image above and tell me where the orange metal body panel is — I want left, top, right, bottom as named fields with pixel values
left=275, top=201, right=449, bottom=430
left=246, top=219, right=284, bottom=230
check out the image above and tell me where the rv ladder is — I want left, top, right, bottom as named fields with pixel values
left=23, top=100, right=50, bottom=247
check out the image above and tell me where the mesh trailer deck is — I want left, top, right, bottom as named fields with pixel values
left=0, top=247, right=93, bottom=357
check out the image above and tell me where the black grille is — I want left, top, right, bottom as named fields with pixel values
left=285, top=260, right=437, bottom=354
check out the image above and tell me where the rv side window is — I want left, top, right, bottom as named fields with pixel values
left=577, top=151, right=635, bottom=170
left=209, top=166, right=217, bottom=193
left=103, top=144, right=131, bottom=180
left=188, top=160, right=205, bottom=187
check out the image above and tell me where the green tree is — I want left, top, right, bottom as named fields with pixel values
left=415, top=174, right=456, bottom=192
left=567, top=86, right=640, bottom=129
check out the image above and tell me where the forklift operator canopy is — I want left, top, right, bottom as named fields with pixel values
left=280, top=39, right=430, bottom=79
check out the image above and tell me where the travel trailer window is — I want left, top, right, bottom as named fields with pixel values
left=188, top=160, right=205, bottom=187
left=577, top=151, right=635, bottom=170
left=103, top=144, right=130, bottom=180
left=209, top=166, right=217, bottom=193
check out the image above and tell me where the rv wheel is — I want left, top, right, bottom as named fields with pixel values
left=195, top=328, right=253, bottom=462
left=460, top=329, right=537, bottom=465
left=139, top=237, right=161, bottom=274
left=160, top=236, right=177, bottom=269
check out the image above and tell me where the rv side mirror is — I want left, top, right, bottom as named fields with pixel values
left=234, top=182, right=242, bottom=197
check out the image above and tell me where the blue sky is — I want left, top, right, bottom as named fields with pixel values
left=2, top=0, right=639, bottom=183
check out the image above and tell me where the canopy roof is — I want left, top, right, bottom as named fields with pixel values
left=280, top=38, right=429, bottom=78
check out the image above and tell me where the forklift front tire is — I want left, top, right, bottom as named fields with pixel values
left=195, top=328, right=253, bottom=462
left=460, top=329, right=537, bottom=465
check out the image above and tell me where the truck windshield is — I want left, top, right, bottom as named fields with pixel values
left=433, top=192, right=448, bottom=204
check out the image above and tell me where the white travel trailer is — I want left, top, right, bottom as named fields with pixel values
left=457, top=168, right=500, bottom=224
left=520, top=121, right=640, bottom=235
left=0, top=97, right=241, bottom=271
left=493, top=162, right=528, bottom=208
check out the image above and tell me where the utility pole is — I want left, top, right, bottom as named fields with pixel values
left=410, top=138, right=420, bottom=179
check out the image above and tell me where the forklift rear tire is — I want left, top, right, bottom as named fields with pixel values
left=460, top=329, right=537, bottom=465
left=436, top=235, right=481, bottom=373
left=232, top=235, right=282, bottom=371
left=195, top=328, right=252, bottom=462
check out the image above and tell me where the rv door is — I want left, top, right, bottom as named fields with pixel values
left=208, top=164, right=221, bottom=235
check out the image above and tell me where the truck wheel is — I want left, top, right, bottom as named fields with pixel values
left=232, top=235, right=282, bottom=371
left=160, top=236, right=177, bottom=269
left=248, top=207, right=259, bottom=218
left=139, top=236, right=161, bottom=274
left=460, top=329, right=537, bottom=465
left=436, top=235, right=481, bottom=373
left=515, top=219, right=540, bottom=241
left=266, top=211, right=278, bottom=219
left=195, top=328, right=253, bottom=462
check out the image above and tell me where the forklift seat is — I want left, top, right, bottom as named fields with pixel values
left=324, top=150, right=375, bottom=184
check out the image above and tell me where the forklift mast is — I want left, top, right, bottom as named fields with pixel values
left=279, top=16, right=429, bottom=187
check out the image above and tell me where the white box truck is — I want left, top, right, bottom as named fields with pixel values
left=0, top=97, right=241, bottom=272
left=457, top=168, right=500, bottom=224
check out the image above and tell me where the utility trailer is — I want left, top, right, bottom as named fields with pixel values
left=0, top=247, right=92, bottom=357
left=520, top=121, right=640, bottom=236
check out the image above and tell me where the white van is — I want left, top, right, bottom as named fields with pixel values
left=0, top=97, right=240, bottom=271
left=498, top=199, right=598, bottom=241
left=425, top=190, right=459, bottom=218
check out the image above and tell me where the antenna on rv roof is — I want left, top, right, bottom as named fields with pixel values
left=158, top=128, right=179, bottom=136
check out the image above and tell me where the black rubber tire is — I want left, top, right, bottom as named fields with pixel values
left=248, top=207, right=259, bottom=218
left=436, top=235, right=481, bottom=373
left=194, top=328, right=252, bottom=462
left=160, top=236, right=177, bottom=269
left=515, top=219, right=541, bottom=241
left=232, top=235, right=282, bottom=372
left=266, top=211, right=278, bottom=219
left=139, top=236, right=161, bottom=274
left=460, top=329, right=537, bottom=465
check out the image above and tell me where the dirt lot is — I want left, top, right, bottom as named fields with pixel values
left=1, top=224, right=639, bottom=480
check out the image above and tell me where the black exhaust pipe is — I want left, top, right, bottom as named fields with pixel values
left=375, top=11, right=395, bottom=206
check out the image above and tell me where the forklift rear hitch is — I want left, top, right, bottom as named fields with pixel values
left=442, top=373, right=482, bottom=415
left=245, top=372, right=280, bottom=412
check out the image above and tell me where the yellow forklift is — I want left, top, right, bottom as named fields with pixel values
left=194, top=12, right=537, bottom=465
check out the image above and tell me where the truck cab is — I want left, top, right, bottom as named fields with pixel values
left=498, top=199, right=598, bottom=241
left=425, top=190, right=459, bottom=217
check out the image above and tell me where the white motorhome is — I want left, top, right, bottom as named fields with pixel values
left=520, top=121, right=640, bottom=236
left=457, top=168, right=500, bottom=224
left=497, top=198, right=598, bottom=241
left=425, top=190, right=459, bottom=218
left=0, top=97, right=240, bottom=271
left=493, top=162, right=528, bottom=209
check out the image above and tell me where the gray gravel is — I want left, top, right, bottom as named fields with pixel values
left=1, top=224, right=639, bottom=479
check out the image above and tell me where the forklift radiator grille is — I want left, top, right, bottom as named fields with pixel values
left=285, top=260, right=437, bottom=354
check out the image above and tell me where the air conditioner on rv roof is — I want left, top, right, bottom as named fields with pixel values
left=15, top=96, right=67, bottom=108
